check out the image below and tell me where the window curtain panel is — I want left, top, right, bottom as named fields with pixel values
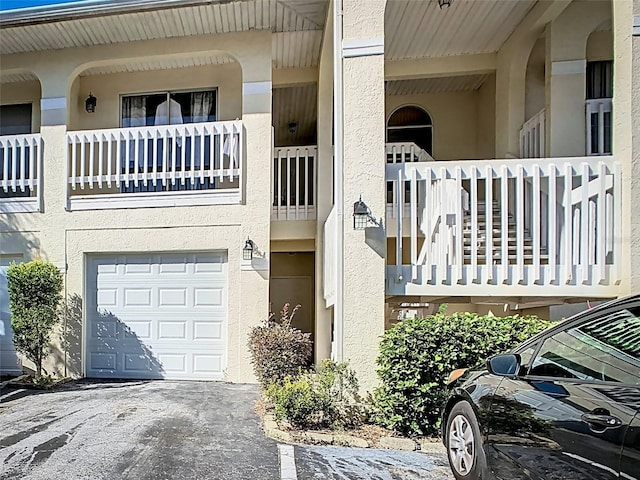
left=122, top=96, right=147, bottom=127
left=191, top=91, right=214, bottom=123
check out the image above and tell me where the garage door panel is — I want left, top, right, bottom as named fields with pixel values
left=87, top=252, right=227, bottom=380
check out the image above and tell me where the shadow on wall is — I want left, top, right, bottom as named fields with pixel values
left=51, top=294, right=164, bottom=379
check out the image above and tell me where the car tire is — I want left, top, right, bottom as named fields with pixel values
left=445, top=400, right=488, bottom=480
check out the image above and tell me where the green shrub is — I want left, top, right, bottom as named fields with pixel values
left=267, top=376, right=331, bottom=428
left=7, top=260, right=63, bottom=380
left=373, top=312, right=552, bottom=437
left=248, top=303, right=312, bottom=389
left=266, top=360, right=366, bottom=430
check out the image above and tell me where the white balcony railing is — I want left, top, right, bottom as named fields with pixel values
left=520, top=109, right=545, bottom=158
left=386, top=157, right=621, bottom=297
left=586, top=98, right=612, bottom=156
left=386, top=142, right=433, bottom=163
left=272, top=146, right=317, bottom=221
left=0, top=133, right=43, bottom=213
left=65, top=121, right=243, bottom=210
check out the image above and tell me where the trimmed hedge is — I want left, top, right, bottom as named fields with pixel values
left=373, top=312, right=552, bottom=437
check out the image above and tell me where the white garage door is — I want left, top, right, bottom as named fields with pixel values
left=86, top=253, right=227, bottom=380
left=0, top=256, right=22, bottom=375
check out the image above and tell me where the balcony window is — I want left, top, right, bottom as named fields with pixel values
left=0, top=103, right=33, bottom=199
left=386, top=105, right=433, bottom=155
left=586, top=61, right=612, bottom=156
left=120, top=89, right=218, bottom=192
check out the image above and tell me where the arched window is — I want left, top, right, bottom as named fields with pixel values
left=386, top=106, right=433, bottom=155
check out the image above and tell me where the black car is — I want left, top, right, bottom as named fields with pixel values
left=442, top=295, right=640, bottom=480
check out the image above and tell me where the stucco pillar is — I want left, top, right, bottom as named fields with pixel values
left=315, top=6, right=334, bottom=364
left=495, top=47, right=528, bottom=158
left=545, top=1, right=611, bottom=157
left=234, top=31, right=273, bottom=382
left=340, top=0, right=386, bottom=392
left=618, top=0, right=635, bottom=294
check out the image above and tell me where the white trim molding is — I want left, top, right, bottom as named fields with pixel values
left=551, top=59, right=586, bottom=76
left=67, top=190, right=241, bottom=211
left=0, top=197, right=41, bottom=213
left=40, top=96, right=67, bottom=110
left=342, top=37, right=384, bottom=58
left=634, top=16, right=640, bottom=36
left=242, top=81, right=272, bottom=96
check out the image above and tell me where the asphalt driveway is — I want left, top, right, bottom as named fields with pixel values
left=0, top=380, right=280, bottom=480
left=0, top=380, right=452, bottom=480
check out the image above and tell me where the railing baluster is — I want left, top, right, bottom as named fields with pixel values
left=598, top=103, right=605, bottom=155
left=516, top=165, right=524, bottom=283
left=97, top=133, right=104, bottom=188
left=470, top=167, right=478, bottom=282
left=564, top=163, right=573, bottom=283
left=549, top=164, right=557, bottom=283
left=286, top=148, right=291, bottom=221
left=613, top=162, right=622, bottom=284
left=173, top=126, right=178, bottom=186
left=198, top=125, right=205, bottom=185
left=219, top=124, right=225, bottom=184
left=532, top=165, right=541, bottom=283
left=295, top=148, right=300, bottom=220
left=88, top=133, right=94, bottom=189
left=115, top=132, right=122, bottom=187
left=501, top=166, right=509, bottom=284
left=580, top=162, right=590, bottom=284
left=597, top=162, right=607, bottom=283
left=485, top=165, right=493, bottom=280
left=397, top=168, right=404, bottom=282
left=28, top=136, right=35, bottom=190
left=189, top=125, right=196, bottom=186
left=79, top=135, right=86, bottom=189
left=277, top=147, right=284, bottom=220
left=410, top=166, right=417, bottom=281
left=19, top=137, right=26, bottom=192
left=164, top=126, right=171, bottom=186
left=455, top=166, right=463, bottom=283
left=143, top=127, right=149, bottom=189
left=2, top=139, right=9, bottom=192
left=107, top=132, right=113, bottom=188
left=439, top=167, right=447, bottom=284
left=304, top=148, right=310, bottom=220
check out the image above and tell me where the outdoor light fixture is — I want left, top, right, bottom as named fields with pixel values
left=353, top=196, right=374, bottom=230
left=288, top=121, right=298, bottom=135
left=438, top=0, right=452, bottom=8
left=243, top=238, right=254, bottom=261
left=85, top=92, right=97, bottom=113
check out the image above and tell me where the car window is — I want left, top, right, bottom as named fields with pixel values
left=529, top=307, right=640, bottom=385
left=515, top=342, right=538, bottom=375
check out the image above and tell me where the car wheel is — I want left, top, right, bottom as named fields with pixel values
left=446, top=400, right=487, bottom=480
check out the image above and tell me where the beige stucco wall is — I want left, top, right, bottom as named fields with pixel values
left=0, top=30, right=274, bottom=383
left=476, top=74, right=496, bottom=159
left=0, top=80, right=42, bottom=133
left=587, top=30, right=613, bottom=61
left=386, top=90, right=481, bottom=161
left=72, top=63, right=242, bottom=131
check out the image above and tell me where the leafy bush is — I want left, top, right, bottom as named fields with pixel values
left=266, top=360, right=366, bottom=429
left=248, top=303, right=312, bottom=388
left=7, top=260, right=63, bottom=380
left=373, top=312, right=552, bottom=437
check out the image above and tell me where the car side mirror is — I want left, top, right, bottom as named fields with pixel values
left=487, top=354, right=521, bottom=376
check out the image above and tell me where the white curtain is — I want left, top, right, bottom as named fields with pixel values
left=122, top=97, right=146, bottom=127
left=191, top=92, right=214, bottom=123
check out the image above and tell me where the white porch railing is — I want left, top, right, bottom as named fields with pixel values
left=0, top=133, right=43, bottom=213
left=323, top=206, right=337, bottom=307
left=386, top=157, right=622, bottom=297
left=386, top=142, right=433, bottom=163
left=586, top=98, right=612, bottom=156
left=65, top=121, right=243, bottom=210
left=520, top=109, right=545, bottom=158
left=272, top=146, right=317, bottom=221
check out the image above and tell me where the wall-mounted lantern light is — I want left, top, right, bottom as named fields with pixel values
left=438, top=0, right=452, bottom=8
left=353, top=196, right=376, bottom=230
left=243, top=238, right=254, bottom=261
left=288, top=121, right=298, bottom=135
left=85, top=92, right=97, bottom=113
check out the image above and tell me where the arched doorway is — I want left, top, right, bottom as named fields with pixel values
left=386, top=105, right=433, bottom=155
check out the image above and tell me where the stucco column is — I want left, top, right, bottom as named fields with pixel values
left=618, top=0, right=635, bottom=294
left=495, top=48, right=528, bottom=158
left=340, top=0, right=386, bottom=392
left=234, top=31, right=273, bottom=382
left=315, top=7, right=334, bottom=364
left=545, top=1, right=611, bottom=157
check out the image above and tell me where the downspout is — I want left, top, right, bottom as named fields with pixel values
left=333, top=0, right=344, bottom=362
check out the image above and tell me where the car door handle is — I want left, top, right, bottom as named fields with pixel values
left=581, top=413, right=622, bottom=428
